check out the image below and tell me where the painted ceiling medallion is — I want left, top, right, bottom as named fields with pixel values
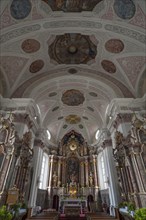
left=87, top=106, right=94, bottom=112
left=52, top=106, right=59, bottom=112
left=10, top=0, right=31, bottom=19
left=79, top=124, right=84, bottom=129
left=49, top=92, right=57, bottom=97
left=114, top=0, right=136, bottom=20
left=29, top=60, right=44, bottom=73
left=68, top=68, right=78, bottom=74
left=89, top=92, right=98, bottom=97
left=58, top=116, right=64, bottom=120
left=101, top=60, right=116, bottom=73
left=63, top=124, right=68, bottom=129
left=42, top=0, right=103, bottom=12
left=49, top=33, right=97, bottom=64
left=105, top=39, right=124, bottom=53
left=82, top=116, right=88, bottom=120
left=62, top=89, right=85, bottom=106
left=65, top=115, right=81, bottom=124
left=21, top=39, right=40, bottom=53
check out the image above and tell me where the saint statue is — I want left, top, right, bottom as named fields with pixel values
left=89, top=172, right=93, bottom=186
left=52, top=172, right=58, bottom=187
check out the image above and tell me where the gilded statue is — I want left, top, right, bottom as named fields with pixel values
left=115, top=131, right=124, bottom=145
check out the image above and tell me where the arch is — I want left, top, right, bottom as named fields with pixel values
left=87, top=194, right=94, bottom=212
left=136, top=68, right=146, bottom=97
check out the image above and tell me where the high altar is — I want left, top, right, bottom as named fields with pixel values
left=47, top=130, right=99, bottom=213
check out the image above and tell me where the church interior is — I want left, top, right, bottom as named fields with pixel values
left=0, top=0, right=146, bottom=220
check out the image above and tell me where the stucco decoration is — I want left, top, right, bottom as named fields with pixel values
left=0, top=56, right=28, bottom=88
left=137, top=69, right=146, bottom=97
left=113, top=0, right=136, bottom=20
left=117, top=56, right=146, bottom=87
left=101, top=60, right=116, bottom=73
left=42, top=0, right=103, bottom=12
left=29, top=60, right=44, bottom=73
left=21, top=39, right=40, bottom=53
left=65, top=115, right=81, bottom=124
left=61, top=89, right=85, bottom=106
left=49, top=33, right=97, bottom=64
left=129, top=5, right=146, bottom=29
left=10, top=0, right=32, bottom=20
left=105, top=39, right=124, bottom=53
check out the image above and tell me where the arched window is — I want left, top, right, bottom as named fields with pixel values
left=98, top=154, right=108, bottom=189
left=39, top=153, right=49, bottom=189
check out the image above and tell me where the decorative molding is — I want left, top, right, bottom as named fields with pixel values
left=0, top=24, right=41, bottom=44
left=105, top=24, right=146, bottom=44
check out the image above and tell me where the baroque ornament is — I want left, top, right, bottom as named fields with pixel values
left=65, top=115, right=81, bottom=124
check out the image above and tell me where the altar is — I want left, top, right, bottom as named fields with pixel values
left=60, top=198, right=87, bottom=215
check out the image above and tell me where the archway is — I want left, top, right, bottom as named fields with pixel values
left=52, top=195, right=59, bottom=211
left=87, top=194, right=94, bottom=212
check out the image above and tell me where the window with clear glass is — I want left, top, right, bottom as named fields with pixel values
left=39, top=153, right=49, bottom=189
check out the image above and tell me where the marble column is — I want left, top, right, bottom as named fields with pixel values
left=80, top=160, right=85, bottom=187
left=28, top=145, right=43, bottom=207
left=92, top=155, right=98, bottom=187
left=48, top=155, right=54, bottom=188
left=57, top=157, right=62, bottom=186
left=62, top=158, right=66, bottom=186
left=85, top=157, right=89, bottom=187
left=103, top=139, right=121, bottom=216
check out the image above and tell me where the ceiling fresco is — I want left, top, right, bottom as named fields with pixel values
left=21, top=39, right=40, bottom=53
left=105, top=39, right=124, bottom=53
left=61, top=89, right=85, bottom=106
left=10, top=0, right=32, bottom=20
left=101, top=60, right=116, bottom=74
left=42, top=0, right=103, bottom=12
left=113, top=0, right=136, bottom=19
left=29, top=60, right=44, bottom=73
left=49, top=33, right=97, bottom=64
left=0, top=0, right=146, bottom=144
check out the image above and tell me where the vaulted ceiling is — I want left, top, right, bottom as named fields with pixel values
left=0, top=0, right=146, bottom=145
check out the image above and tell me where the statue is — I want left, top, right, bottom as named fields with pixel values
left=89, top=172, right=93, bottom=186
left=52, top=172, right=58, bottom=187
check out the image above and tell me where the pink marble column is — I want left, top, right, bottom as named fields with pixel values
left=80, top=160, right=85, bottom=187
left=85, top=158, right=89, bottom=187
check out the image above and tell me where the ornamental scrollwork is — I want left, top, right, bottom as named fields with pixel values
left=0, top=113, right=15, bottom=155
